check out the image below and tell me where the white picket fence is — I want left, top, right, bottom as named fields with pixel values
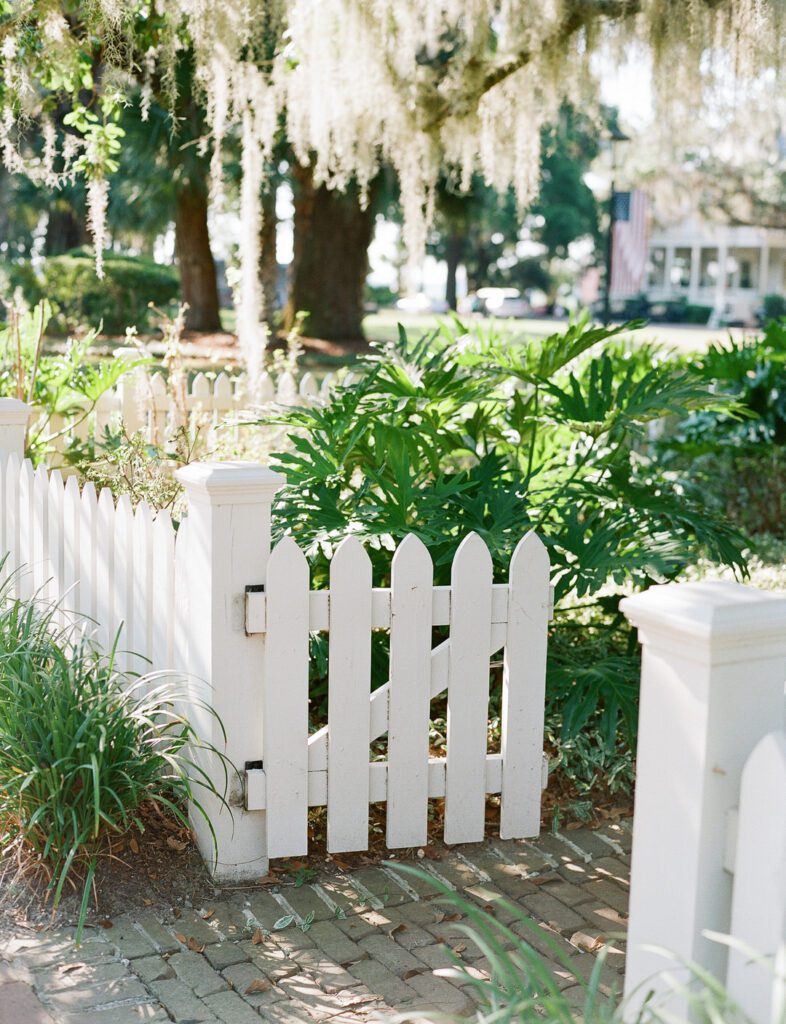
left=0, top=398, right=552, bottom=881
left=244, top=530, right=551, bottom=859
left=34, top=353, right=339, bottom=456
left=622, top=583, right=786, bottom=1024
left=0, top=452, right=182, bottom=676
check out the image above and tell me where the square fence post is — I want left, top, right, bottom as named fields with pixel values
left=0, top=398, right=31, bottom=459
left=176, top=461, right=285, bottom=882
left=621, top=581, right=786, bottom=1018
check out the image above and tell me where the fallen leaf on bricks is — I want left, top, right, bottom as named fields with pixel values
left=187, top=937, right=206, bottom=953
left=246, top=979, right=270, bottom=994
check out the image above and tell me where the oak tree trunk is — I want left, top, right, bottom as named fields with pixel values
left=45, top=203, right=90, bottom=255
left=445, top=232, right=465, bottom=310
left=174, top=180, right=222, bottom=332
left=259, top=187, right=278, bottom=333
left=285, top=165, right=375, bottom=343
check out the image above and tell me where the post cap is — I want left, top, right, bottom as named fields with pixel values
left=176, top=461, right=286, bottom=506
left=621, top=580, right=786, bottom=661
left=0, top=398, right=32, bottom=425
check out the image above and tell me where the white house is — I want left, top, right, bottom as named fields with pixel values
left=646, top=215, right=786, bottom=325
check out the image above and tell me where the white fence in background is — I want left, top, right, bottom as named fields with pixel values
left=35, top=351, right=340, bottom=456
left=0, top=399, right=551, bottom=883
left=622, top=583, right=786, bottom=1024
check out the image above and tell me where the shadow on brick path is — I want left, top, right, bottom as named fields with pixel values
left=0, top=822, right=631, bottom=1024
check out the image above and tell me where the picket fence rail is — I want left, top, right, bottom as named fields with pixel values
left=622, top=583, right=786, bottom=1024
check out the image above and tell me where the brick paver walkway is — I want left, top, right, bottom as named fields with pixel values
left=0, top=821, right=631, bottom=1024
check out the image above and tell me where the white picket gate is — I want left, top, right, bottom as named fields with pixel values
left=622, top=582, right=786, bottom=1024
left=243, top=531, right=551, bottom=859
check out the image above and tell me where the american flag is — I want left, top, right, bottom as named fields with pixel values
left=610, top=190, right=650, bottom=297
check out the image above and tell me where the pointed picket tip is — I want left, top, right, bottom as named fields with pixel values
left=509, top=530, right=549, bottom=579
left=150, top=371, right=167, bottom=395
left=743, top=730, right=786, bottom=789
left=33, top=464, right=49, bottom=485
left=116, top=493, right=134, bottom=520
left=154, top=507, right=173, bottom=530
left=48, top=467, right=63, bottom=494
left=331, top=534, right=372, bottom=575
left=392, top=533, right=433, bottom=572
left=192, top=371, right=210, bottom=396
left=451, top=531, right=493, bottom=580
left=134, top=500, right=153, bottom=524
left=299, top=372, right=319, bottom=398
left=97, top=486, right=115, bottom=510
left=64, top=473, right=80, bottom=498
left=81, top=479, right=97, bottom=503
left=269, top=533, right=308, bottom=574
left=214, top=372, right=232, bottom=397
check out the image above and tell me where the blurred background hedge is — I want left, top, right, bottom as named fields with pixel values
left=1, top=249, right=180, bottom=334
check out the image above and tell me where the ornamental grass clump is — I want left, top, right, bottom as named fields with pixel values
left=0, top=576, right=228, bottom=938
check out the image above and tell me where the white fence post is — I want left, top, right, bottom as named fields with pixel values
left=621, top=581, right=786, bottom=1016
left=176, top=461, right=285, bottom=881
left=0, top=398, right=31, bottom=459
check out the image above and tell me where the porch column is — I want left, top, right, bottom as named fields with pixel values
left=663, top=245, right=675, bottom=296
left=715, top=241, right=728, bottom=317
left=689, top=245, right=701, bottom=303
left=759, top=240, right=770, bottom=297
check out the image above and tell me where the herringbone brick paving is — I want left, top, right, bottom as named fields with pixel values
left=0, top=821, right=631, bottom=1023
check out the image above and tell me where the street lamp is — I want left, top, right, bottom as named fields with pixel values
left=602, top=125, right=631, bottom=324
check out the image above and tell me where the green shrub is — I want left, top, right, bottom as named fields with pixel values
left=263, top=319, right=745, bottom=765
left=3, top=249, right=179, bottom=334
left=684, top=303, right=713, bottom=324
left=656, top=324, right=786, bottom=537
left=763, top=293, right=786, bottom=323
left=0, top=578, right=228, bottom=938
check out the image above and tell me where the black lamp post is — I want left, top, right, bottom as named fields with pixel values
left=602, top=126, right=631, bottom=324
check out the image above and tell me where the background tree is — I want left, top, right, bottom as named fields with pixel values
left=1, top=0, right=782, bottom=364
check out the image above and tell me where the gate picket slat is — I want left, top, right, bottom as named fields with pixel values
left=500, top=531, right=550, bottom=839
left=152, top=510, right=175, bottom=672
left=387, top=534, right=432, bottom=848
left=95, top=488, right=115, bottom=652
left=444, top=532, right=493, bottom=845
left=62, top=475, right=81, bottom=617
left=327, top=536, right=372, bottom=853
left=265, top=537, right=310, bottom=858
